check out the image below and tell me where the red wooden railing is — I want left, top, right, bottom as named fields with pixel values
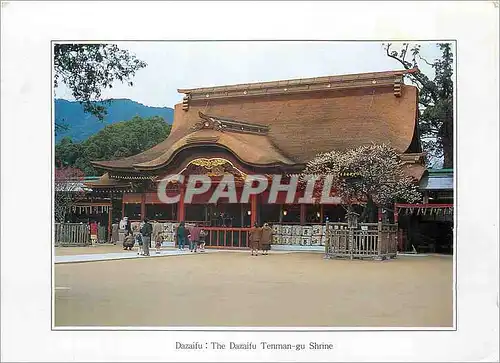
left=203, top=227, right=252, bottom=249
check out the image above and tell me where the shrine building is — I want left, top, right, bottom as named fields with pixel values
left=84, top=68, right=427, bottom=247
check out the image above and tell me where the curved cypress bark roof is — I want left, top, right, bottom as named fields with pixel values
left=92, top=68, right=421, bottom=177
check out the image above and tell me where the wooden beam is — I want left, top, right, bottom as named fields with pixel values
left=394, top=203, right=454, bottom=209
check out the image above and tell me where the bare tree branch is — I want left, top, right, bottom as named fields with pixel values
left=385, top=44, right=439, bottom=102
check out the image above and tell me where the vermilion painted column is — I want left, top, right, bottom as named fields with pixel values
left=108, top=204, right=113, bottom=242
left=178, top=184, right=186, bottom=222
left=250, top=194, right=257, bottom=226
left=300, top=204, right=306, bottom=225
left=140, top=193, right=146, bottom=221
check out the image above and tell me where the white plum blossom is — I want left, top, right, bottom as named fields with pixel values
left=301, top=143, right=421, bottom=209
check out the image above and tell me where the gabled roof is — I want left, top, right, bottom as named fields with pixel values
left=179, top=68, right=419, bottom=99
left=419, top=171, right=454, bottom=190
left=92, top=68, right=421, bottom=177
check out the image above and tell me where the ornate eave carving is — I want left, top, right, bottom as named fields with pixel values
left=179, top=158, right=247, bottom=179
left=191, top=112, right=270, bottom=135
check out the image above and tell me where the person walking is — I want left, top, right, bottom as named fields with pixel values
left=260, top=223, right=273, bottom=255
left=249, top=222, right=262, bottom=256
left=189, top=223, right=201, bottom=252
left=176, top=221, right=187, bottom=250
left=140, top=218, right=153, bottom=256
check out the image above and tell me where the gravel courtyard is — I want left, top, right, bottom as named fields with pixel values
left=54, top=251, right=453, bottom=328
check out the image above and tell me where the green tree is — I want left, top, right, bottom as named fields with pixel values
left=55, top=116, right=171, bottom=175
left=384, top=43, right=454, bottom=168
left=54, top=44, right=147, bottom=132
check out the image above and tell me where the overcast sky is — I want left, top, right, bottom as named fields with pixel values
left=55, top=41, right=448, bottom=108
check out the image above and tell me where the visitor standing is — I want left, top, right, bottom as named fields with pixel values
left=133, top=224, right=143, bottom=255
left=111, top=221, right=119, bottom=244
left=260, top=223, right=273, bottom=255
left=140, top=218, right=153, bottom=256
left=90, top=220, right=98, bottom=246
left=125, top=217, right=132, bottom=235
left=249, top=222, right=262, bottom=256
left=189, top=223, right=201, bottom=252
left=198, top=229, right=207, bottom=252
left=152, top=221, right=164, bottom=254
left=176, top=221, right=187, bottom=250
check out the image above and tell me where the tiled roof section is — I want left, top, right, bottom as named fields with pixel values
left=83, top=173, right=132, bottom=188
left=419, top=172, right=453, bottom=190
left=179, top=68, right=419, bottom=101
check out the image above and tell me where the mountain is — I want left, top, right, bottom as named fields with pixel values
left=55, top=98, right=174, bottom=142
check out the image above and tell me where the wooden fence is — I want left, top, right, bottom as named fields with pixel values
left=54, top=223, right=90, bottom=247
left=325, top=222, right=398, bottom=260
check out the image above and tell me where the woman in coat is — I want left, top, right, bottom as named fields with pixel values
left=176, top=221, right=187, bottom=250
left=249, top=222, right=262, bottom=256
left=260, top=223, right=273, bottom=255
left=152, top=221, right=164, bottom=254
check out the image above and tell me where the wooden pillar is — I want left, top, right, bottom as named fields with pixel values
left=121, top=201, right=125, bottom=218
left=240, top=203, right=244, bottom=227
left=320, top=204, right=324, bottom=223
left=279, top=204, right=283, bottom=223
left=108, top=204, right=113, bottom=242
left=250, top=194, right=257, bottom=226
left=178, top=184, right=186, bottom=222
left=140, top=193, right=146, bottom=221
left=300, top=204, right=306, bottom=225
left=394, top=204, right=399, bottom=224
left=377, top=207, right=383, bottom=222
